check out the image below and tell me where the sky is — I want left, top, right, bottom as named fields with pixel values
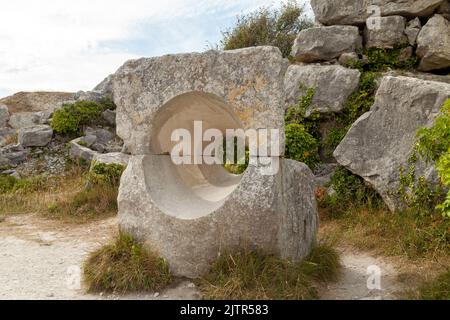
left=0, top=0, right=312, bottom=98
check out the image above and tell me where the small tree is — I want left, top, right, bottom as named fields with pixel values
left=220, top=1, right=313, bottom=58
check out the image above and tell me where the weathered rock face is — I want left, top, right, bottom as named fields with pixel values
left=311, top=0, right=445, bottom=26
left=0, top=92, right=75, bottom=113
left=334, top=76, right=450, bottom=211
left=8, top=111, right=51, bottom=129
left=417, top=14, right=450, bottom=72
left=18, top=125, right=53, bottom=147
left=119, top=156, right=318, bottom=277
left=114, top=47, right=317, bottom=277
left=93, top=152, right=130, bottom=166
left=0, top=105, right=10, bottom=127
left=291, top=26, right=362, bottom=63
left=405, top=17, right=422, bottom=46
left=111, top=47, right=287, bottom=155
left=0, top=144, right=29, bottom=167
left=69, top=138, right=99, bottom=162
left=284, top=65, right=360, bottom=115
left=364, top=16, right=407, bottom=49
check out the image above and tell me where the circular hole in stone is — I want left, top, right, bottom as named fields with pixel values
left=145, top=91, right=245, bottom=220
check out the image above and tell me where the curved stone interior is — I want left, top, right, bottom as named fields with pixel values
left=145, top=91, right=245, bottom=220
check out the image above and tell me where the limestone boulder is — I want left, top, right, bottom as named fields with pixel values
left=417, top=14, right=450, bottom=72
left=364, top=16, right=407, bottom=49
left=405, top=18, right=422, bottom=46
left=69, top=138, right=99, bottom=163
left=334, top=76, right=450, bottom=211
left=102, top=109, right=116, bottom=126
left=291, top=26, right=362, bottom=63
left=93, top=152, right=130, bottom=166
left=0, top=128, right=16, bottom=147
left=111, top=47, right=288, bottom=156
left=284, top=65, right=360, bottom=115
left=311, top=0, right=445, bottom=26
left=0, top=144, right=29, bottom=167
left=0, top=91, right=75, bottom=114
left=18, top=125, right=53, bottom=147
left=118, top=155, right=318, bottom=278
left=0, top=105, right=10, bottom=127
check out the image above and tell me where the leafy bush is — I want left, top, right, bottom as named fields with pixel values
left=197, top=244, right=340, bottom=300
left=84, top=233, right=172, bottom=293
left=399, top=99, right=450, bottom=217
left=221, top=0, right=313, bottom=58
left=285, top=123, right=319, bottom=169
left=87, top=162, right=125, bottom=187
left=51, top=100, right=108, bottom=135
left=322, top=167, right=383, bottom=216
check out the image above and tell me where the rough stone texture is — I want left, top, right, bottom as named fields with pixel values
left=74, top=90, right=104, bottom=102
left=93, top=152, right=130, bottom=166
left=417, top=14, right=450, bottom=72
left=94, top=75, right=114, bottom=95
left=111, top=47, right=288, bottom=155
left=8, top=112, right=45, bottom=129
left=113, top=47, right=317, bottom=277
left=0, top=144, right=29, bottom=167
left=291, top=26, right=362, bottom=63
left=334, top=76, right=450, bottom=211
left=0, top=105, right=10, bottom=127
left=405, top=17, right=422, bottom=46
left=18, top=125, right=53, bottom=148
left=69, top=138, right=99, bottom=162
left=118, top=156, right=318, bottom=278
left=364, top=16, right=407, bottom=49
left=0, top=92, right=75, bottom=114
left=338, top=52, right=360, bottom=67
left=311, top=0, right=445, bottom=26
left=284, top=65, right=360, bottom=115
left=438, top=0, right=450, bottom=19
left=102, top=109, right=116, bottom=126
left=0, top=128, right=16, bottom=147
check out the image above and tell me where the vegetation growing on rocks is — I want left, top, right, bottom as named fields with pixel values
left=84, top=233, right=172, bottom=293
left=220, top=0, right=313, bottom=58
left=197, top=244, right=341, bottom=300
left=51, top=99, right=115, bottom=136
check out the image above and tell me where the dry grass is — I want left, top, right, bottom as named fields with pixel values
left=83, top=233, right=172, bottom=293
left=197, top=244, right=341, bottom=300
left=0, top=166, right=118, bottom=223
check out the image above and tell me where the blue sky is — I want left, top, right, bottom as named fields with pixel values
left=0, top=0, right=312, bottom=98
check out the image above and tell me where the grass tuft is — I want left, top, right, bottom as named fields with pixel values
left=197, top=244, right=341, bottom=300
left=83, top=233, right=172, bottom=293
left=416, top=270, right=450, bottom=300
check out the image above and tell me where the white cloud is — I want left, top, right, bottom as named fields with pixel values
left=0, top=0, right=311, bottom=97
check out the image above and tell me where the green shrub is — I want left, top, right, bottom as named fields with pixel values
left=197, top=244, right=340, bottom=300
left=51, top=100, right=107, bottom=135
left=84, top=233, right=172, bottom=293
left=221, top=1, right=313, bottom=58
left=87, top=162, right=125, bottom=187
left=285, top=123, right=319, bottom=169
left=397, top=99, right=450, bottom=217
left=0, top=175, right=17, bottom=193
left=323, top=167, right=383, bottom=215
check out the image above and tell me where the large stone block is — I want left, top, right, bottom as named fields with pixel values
left=118, top=155, right=318, bottom=278
left=113, top=47, right=318, bottom=277
left=334, top=76, right=450, bottom=211
left=417, top=14, right=450, bottom=72
left=364, top=16, right=407, bottom=49
left=111, top=47, right=288, bottom=156
left=284, top=65, right=360, bottom=115
left=311, top=0, right=445, bottom=26
left=291, top=26, right=362, bottom=63
left=18, top=125, right=53, bottom=147
left=0, top=105, right=9, bottom=127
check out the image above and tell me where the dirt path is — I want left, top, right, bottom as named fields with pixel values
left=319, top=247, right=405, bottom=300
left=0, top=214, right=405, bottom=300
left=0, top=214, right=200, bottom=300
